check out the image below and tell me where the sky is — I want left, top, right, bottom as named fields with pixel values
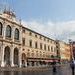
left=1, top=0, right=75, bottom=42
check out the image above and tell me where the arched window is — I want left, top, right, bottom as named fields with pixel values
left=15, top=28, right=19, bottom=40
left=0, top=22, right=2, bottom=35
left=14, top=48, right=19, bottom=65
left=44, top=44, right=46, bottom=50
left=6, top=25, right=11, bottom=38
left=29, top=40, right=32, bottom=47
left=35, top=41, right=38, bottom=48
left=4, top=46, right=10, bottom=66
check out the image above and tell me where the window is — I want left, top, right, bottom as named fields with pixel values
left=35, top=34, right=37, bottom=38
left=48, top=46, right=50, bottom=51
left=22, top=49, right=25, bottom=51
left=31, top=52, right=34, bottom=57
left=44, top=44, right=46, bottom=50
left=27, top=49, right=30, bottom=57
left=27, top=52, right=30, bottom=57
left=40, top=51, right=42, bottom=57
left=6, top=25, right=11, bottom=38
left=54, top=47, right=56, bottom=52
left=22, top=28, right=25, bottom=33
left=29, top=40, right=32, bottom=47
left=43, top=52, right=45, bottom=57
left=56, top=46, right=58, bottom=48
left=14, top=28, right=19, bottom=40
left=35, top=41, right=38, bottom=48
left=47, top=39, right=49, bottom=42
left=36, top=51, right=38, bottom=56
left=51, top=46, right=53, bottom=52
left=40, top=35, right=42, bottom=39
left=50, top=40, right=52, bottom=43
left=40, top=43, right=42, bottom=50
left=0, top=22, right=2, bottom=35
left=31, top=51, right=34, bottom=57
left=44, top=38, right=46, bottom=41
left=22, top=38, right=25, bottom=46
left=29, top=32, right=32, bottom=36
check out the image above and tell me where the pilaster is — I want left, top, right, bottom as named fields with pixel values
left=10, top=44, right=14, bottom=67
left=11, top=25, right=15, bottom=42
left=1, top=44, right=5, bottom=67
left=3, top=24, right=6, bottom=39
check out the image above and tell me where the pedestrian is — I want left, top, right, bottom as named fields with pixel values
left=70, top=59, right=75, bottom=75
left=52, top=60, right=57, bottom=73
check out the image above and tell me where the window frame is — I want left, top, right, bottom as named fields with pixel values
left=14, top=28, right=19, bottom=40
left=6, top=25, right=11, bottom=38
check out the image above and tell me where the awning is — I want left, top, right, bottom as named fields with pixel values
left=27, top=59, right=41, bottom=62
left=45, top=60, right=58, bottom=62
left=45, top=60, right=53, bottom=62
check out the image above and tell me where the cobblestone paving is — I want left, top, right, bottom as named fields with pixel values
left=0, top=64, right=74, bottom=75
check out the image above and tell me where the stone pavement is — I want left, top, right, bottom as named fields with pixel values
left=0, top=64, right=74, bottom=75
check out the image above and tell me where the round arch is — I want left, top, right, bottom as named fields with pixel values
left=14, top=28, right=19, bottom=40
left=6, top=25, right=11, bottom=38
left=4, top=46, right=10, bottom=66
left=22, top=53, right=26, bottom=67
left=22, top=53, right=26, bottom=60
left=14, top=48, right=19, bottom=66
left=0, top=22, right=3, bottom=35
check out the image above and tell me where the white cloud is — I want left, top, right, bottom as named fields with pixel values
left=22, top=20, right=75, bottom=43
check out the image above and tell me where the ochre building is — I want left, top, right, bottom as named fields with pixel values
left=56, top=40, right=70, bottom=63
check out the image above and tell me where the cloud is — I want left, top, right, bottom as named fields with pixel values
left=22, top=20, right=75, bottom=43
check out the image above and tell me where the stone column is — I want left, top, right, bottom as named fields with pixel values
left=10, top=44, right=14, bottom=67
left=1, top=44, right=5, bottom=67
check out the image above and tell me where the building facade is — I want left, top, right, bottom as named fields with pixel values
left=0, top=10, right=23, bottom=67
left=71, top=41, right=75, bottom=60
left=0, top=10, right=57, bottom=67
left=56, top=40, right=70, bottom=63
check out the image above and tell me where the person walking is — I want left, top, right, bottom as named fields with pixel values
left=70, top=59, right=75, bottom=75
left=52, top=60, right=57, bottom=73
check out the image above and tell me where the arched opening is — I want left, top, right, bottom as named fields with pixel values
left=4, top=46, right=10, bottom=66
left=6, top=25, right=11, bottom=38
left=0, top=22, right=3, bottom=35
left=22, top=53, right=26, bottom=67
left=14, top=48, right=19, bottom=67
left=14, top=28, right=19, bottom=40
